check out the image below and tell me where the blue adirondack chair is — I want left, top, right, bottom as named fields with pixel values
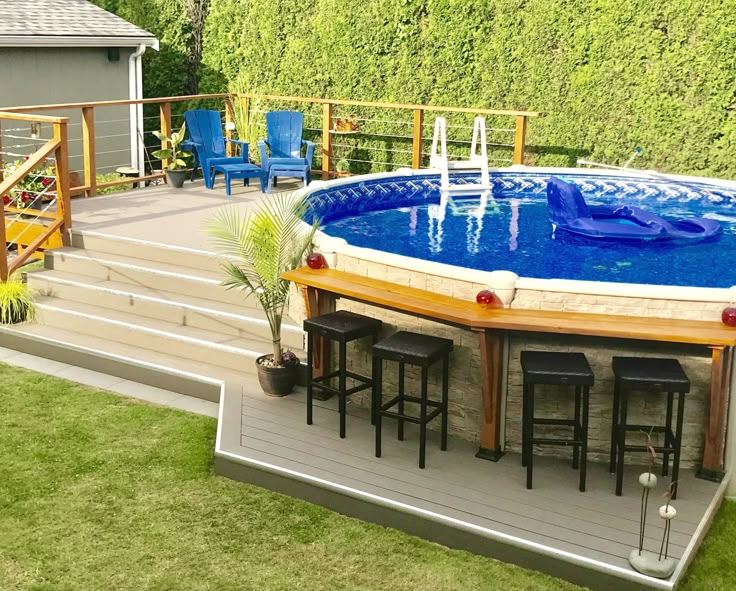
left=258, top=111, right=315, bottom=192
left=182, top=110, right=249, bottom=189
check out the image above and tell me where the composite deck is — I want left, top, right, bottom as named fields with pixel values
left=20, top=181, right=728, bottom=590
left=216, top=384, right=725, bottom=591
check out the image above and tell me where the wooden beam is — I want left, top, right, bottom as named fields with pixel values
left=700, top=346, right=733, bottom=480
left=81, top=107, right=96, bottom=197
left=53, top=121, right=71, bottom=241
left=159, top=103, right=172, bottom=173
left=321, top=103, right=333, bottom=181
left=0, top=191, right=8, bottom=282
left=302, top=285, right=336, bottom=384
left=411, top=108, right=424, bottom=169
left=0, top=111, right=69, bottom=123
left=476, top=330, right=505, bottom=461
left=512, top=115, right=528, bottom=165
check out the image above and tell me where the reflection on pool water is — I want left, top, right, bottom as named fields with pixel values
left=320, top=190, right=736, bottom=288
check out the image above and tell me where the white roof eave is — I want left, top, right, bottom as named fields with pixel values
left=0, top=36, right=159, bottom=50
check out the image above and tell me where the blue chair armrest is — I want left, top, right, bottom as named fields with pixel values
left=226, top=139, right=249, bottom=162
left=258, top=140, right=269, bottom=171
left=302, top=140, right=315, bottom=167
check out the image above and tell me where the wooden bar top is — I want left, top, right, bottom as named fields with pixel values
left=284, top=267, right=736, bottom=347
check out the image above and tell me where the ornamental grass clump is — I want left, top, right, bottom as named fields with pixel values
left=0, top=275, right=35, bottom=324
left=206, top=192, right=317, bottom=367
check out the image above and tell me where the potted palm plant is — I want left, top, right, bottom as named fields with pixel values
left=206, top=193, right=318, bottom=396
left=152, top=122, right=191, bottom=188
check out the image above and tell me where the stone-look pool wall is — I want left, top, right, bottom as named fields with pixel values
left=289, top=258, right=728, bottom=469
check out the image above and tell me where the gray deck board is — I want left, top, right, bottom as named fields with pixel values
left=230, top=388, right=720, bottom=570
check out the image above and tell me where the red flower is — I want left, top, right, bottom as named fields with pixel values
left=3, top=195, right=10, bottom=205
left=42, top=177, right=53, bottom=187
left=21, top=192, right=31, bottom=202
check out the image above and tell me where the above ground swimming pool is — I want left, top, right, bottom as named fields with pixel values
left=306, top=170, right=736, bottom=289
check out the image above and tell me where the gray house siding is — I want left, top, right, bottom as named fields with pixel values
left=0, top=46, right=135, bottom=178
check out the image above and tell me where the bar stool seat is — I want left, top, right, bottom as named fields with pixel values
left=304, top=310, right=382, bottom=438
left=521, top=351, right=594, bottom=491
left=373, top=331, right=453, bottom=469
left=610, top=357, right=689, bottom=498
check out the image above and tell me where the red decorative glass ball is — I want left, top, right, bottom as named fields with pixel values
left=476, top=290, right=502, bottom=308
left=306, top=252, right=328, bottom=269
left=722, top=306, right=736, bottom=327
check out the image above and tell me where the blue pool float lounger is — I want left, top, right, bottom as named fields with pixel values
left=546, top=176, right=722, bottom=242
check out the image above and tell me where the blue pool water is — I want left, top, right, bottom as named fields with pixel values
left=320, top=190, right=736, bottom=288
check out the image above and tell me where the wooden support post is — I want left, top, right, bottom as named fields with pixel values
left=159, top=102, right=172, bottom=174
left=225, top=97, right=235, bottom=157
left=476, top=329, right=505, bottom=461
left=0, top=120, right=4, bottom=182
left=81, top=107, right=96, bottom=197
left=53, top=121, right=71, bottom=242
left=411, top=108, right=424, bottom=169
left=302, top=286, right=336, bottom=384
left=512, top=115, right=528, bottom=165
left=321, top=102, right=333, bottom=181
left=700, top=345, right=732, bottom=480
left=0, top=189, right=8, bottom=282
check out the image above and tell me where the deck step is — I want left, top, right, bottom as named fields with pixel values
left=27, top=270, right=303, bottom=349
left=70, top=229, right=222, bottom=273
left=0, top=323, right=239, bottom=401
left=45, top=246, right=259, bottom=309
left=34, top=297, right=304, bottom=374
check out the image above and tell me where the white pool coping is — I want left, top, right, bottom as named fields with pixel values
left=301, top=166, right=736, bottom=303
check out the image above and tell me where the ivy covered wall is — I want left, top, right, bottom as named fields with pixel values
left=97, top=0, right=736, bottom=178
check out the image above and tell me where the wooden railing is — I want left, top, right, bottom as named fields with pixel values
left=0, top=93, right=539, bottom=269
left=0, top=111, right=70, bottom=281
left=6, top=92, right=540, bottom=192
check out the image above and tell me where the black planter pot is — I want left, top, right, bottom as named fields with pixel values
left=165, top=168, right=187, bottom=189
left=256, top=355, right=299, bottom=396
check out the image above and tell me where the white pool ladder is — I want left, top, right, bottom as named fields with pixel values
left=430, top=116, right=491, bottom=194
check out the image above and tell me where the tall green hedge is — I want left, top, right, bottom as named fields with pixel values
left=199, top=0, right=736, bottom=178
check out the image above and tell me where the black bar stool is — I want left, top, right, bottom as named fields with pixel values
left=521, top=351, right=594, bottom=491
left=304, top=310, right=382, bottom=438
left=373, top=331, right=453, bottom=469
left=610, top=357, right=689, bottom=498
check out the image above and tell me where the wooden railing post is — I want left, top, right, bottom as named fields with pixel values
left=82, top=107, right=96, bottom=197
left=512, top=115, right=528, bottom=165
left=321, top=102, right=333, bottom=180
left=159, top=102, right=172, bottom=174
left=0, top=120, right=4, bottom=182
left=53, top=121, right=71, bottom=242
left=411, top=108, right=424, bottom=169
left=225, top=97, right=235, bottom=157
left=0, top=187, right=8, bottom=282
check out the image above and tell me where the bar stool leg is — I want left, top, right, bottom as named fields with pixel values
left=573, top=385, right=581, bottom=470
left=306, top=332, right=314, bottom=425
left=375, top=359, right=383, bottom=458
left=370, top=333, right=379, bottom=426
left=610, top=379, right=621, bottom=473
left=521, top=382, right=530, bottom=468
left=441, top=356, right=449, bottom=451
left=663, top=391, right=674, bottom=477
left=671, top=391, right=685, bottom=500
left=338, top=340, right=347, bottom=439
left=397, top=363, right=405, bottom=441
left=526, top=382, right=535, bottom=489
left=580, top=386, right=590, bottom=492
left=616, top=388, right=629, bottom=496
left=419, top=365, right=428, bottom=469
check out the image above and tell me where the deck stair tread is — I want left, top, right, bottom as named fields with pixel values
left=4, top=322, right=270, bottom=385
left=27, top=269, right=302, bottom=334
left=48, top=246, right=226, bottom=283
left=34, top=296, right=296, bottom=357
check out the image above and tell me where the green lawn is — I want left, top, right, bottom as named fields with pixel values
left=0, top=363, right=733, bottom=591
